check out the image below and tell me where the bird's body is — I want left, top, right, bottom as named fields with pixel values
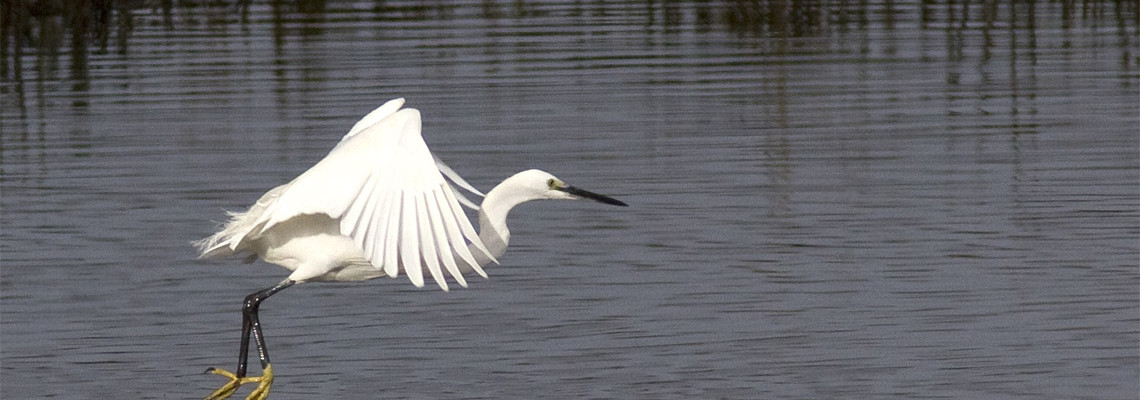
left=196, top=98, right=496, bottom=288
left=196, top=98, right=625, bottom=400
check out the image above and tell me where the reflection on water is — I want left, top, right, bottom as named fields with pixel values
left=3, top=1, right=1136, bottom=87
left=1, top=1, right=1137, bottom=399
left=4, top=0, right=1136, bottom=150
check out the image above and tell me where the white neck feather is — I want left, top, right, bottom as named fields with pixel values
left=469, top=173, right=538, bottom=266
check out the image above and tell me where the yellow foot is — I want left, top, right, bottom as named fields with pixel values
left=203, top=364, right=273, bottom=400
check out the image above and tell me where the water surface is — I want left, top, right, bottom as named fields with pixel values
left=2, top=1, right=1138, bottom=399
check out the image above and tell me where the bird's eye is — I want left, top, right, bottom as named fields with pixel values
left=547, top=179, right=556, bottom=189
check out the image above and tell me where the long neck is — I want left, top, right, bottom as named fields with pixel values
left=472, top=209, right=508, bottom=265
left=468, top=175, right=533, bottom=266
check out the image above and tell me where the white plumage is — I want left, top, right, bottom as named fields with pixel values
left=195, top=98, right=494, bottom=290
left=196, top=98, right=627, bottom=400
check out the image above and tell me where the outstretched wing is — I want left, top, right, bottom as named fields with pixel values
left=341, top=99, right=485, bottom=208
left=253, top=98, right=495, bottom=290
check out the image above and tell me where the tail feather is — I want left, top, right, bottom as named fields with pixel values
left=195, top=183, right=289, bottom=259
left=194, top=210, right=254, bottom=258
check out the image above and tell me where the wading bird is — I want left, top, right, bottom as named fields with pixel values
left=195, top=98, right=627, bottom=400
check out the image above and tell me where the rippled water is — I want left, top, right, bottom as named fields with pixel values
left=2, top=1, right=1138, bottom=399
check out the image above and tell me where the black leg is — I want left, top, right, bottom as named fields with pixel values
left=234, top=279, right=295, bottom=378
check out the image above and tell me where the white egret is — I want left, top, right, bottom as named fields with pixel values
left=194, top=98, right=627, bottom=400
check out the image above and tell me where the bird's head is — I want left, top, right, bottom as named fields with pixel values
left=508, top=169, right=627, bottom=206
left=476, top=169, right=627, bottom=253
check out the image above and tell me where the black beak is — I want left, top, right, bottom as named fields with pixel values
left=559, top=185, right=628, bottom=207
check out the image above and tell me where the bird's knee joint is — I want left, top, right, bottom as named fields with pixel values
left=242, top=295, right=262, bottom=313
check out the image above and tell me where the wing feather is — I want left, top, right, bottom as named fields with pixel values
left=340, top=98, right=406, bottom=144
left=425, top=188, right=467, bottom=287
left=381, top=191, right=400, bottom=278
left=243, top=101, right=491, bottom=290
left=352, top=173, right=380, bottom=257
left=414, top=193, right=448, bottom=291
left=436, top=188, right=487, bottom=278
left=442, top=183, right=497, bottom=269
left=341, top=179, right=369, bottom=239
left=399, top=191, right=424, bottom=287
left=435, top=155, right=485, bottom=209
left=359, top=175, right=387, bottom=261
